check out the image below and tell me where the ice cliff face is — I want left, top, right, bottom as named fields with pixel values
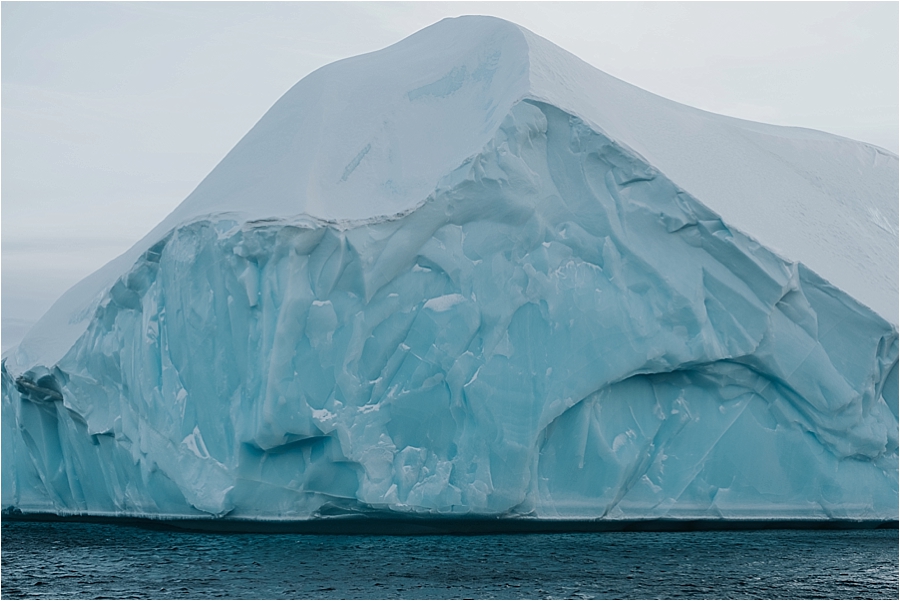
left=3, top=17, right=897, bottom=521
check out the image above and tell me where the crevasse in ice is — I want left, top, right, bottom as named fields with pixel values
left=3, top=17, right=897, bottom=521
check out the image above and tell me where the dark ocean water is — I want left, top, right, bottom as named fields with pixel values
left=1, top=521, right=897, bottom=599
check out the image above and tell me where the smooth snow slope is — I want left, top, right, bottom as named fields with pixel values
left=8, top=16, right=898, bottom=375
left=2, top=17, right=897, bottom=523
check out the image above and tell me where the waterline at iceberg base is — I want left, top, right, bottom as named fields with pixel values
left=2, top=18, right=897, bottom=530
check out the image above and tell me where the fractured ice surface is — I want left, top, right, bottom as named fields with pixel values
left=3, top=17, right=897, bottom=521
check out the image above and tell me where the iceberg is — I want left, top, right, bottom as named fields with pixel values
left=3, top=16, right=897, bottom=525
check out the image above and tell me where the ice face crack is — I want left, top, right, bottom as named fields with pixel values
left=340, top=144, right=372, bottom=183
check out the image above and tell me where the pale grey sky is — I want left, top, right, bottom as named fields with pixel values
left=3, top=1, right=898, bottom=350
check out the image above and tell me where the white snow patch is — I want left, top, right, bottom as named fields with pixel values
left=423, top=293, right=467, bottom=312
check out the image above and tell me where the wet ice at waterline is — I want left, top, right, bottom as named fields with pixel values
left=3, top=17, right=897, bottom=524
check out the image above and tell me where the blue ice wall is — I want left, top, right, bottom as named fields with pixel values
left=3, top=102, right=897, bottom=520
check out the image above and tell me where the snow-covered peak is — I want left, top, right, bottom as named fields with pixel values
left=7, top=16, right=898, bottom=375
left=164, top=16, right=532, bottom=225
left=151, top=15, right=900, bottom=322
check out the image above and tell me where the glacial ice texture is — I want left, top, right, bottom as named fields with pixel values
left=3, top=101, right=898, bottom=520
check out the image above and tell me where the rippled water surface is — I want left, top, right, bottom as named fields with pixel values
left=2, top=521, right=897, bottom=599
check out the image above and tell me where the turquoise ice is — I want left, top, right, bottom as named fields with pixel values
left=3, top=17, right=897, bottom=522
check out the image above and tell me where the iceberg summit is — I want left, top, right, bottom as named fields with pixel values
left=3, top=17, right=898, bottom=529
